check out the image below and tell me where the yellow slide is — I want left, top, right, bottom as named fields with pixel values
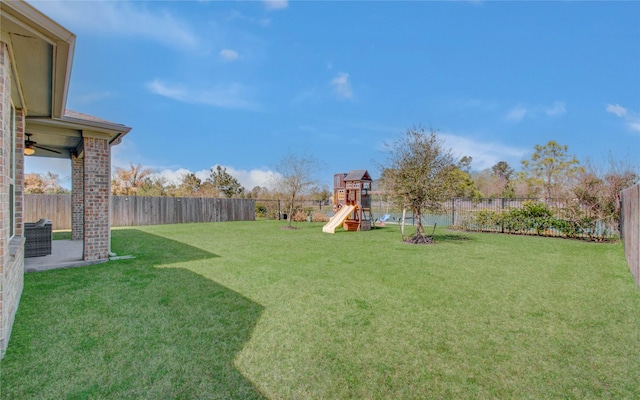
left=322, top=205, right=356, bottom=234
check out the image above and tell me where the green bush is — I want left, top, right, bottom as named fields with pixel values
left=462, top=200, right=607, bottom=241
left=255, top=202, right=268, bottom=218
left=472, top=210, right=503, bottom=229
left=521, top=201, right=554, bottom=235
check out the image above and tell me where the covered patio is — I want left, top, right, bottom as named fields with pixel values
left=2, top=0, right=131, bottom=264
left=24, top=240, right=85, bottom=272
left=1, top=0, right=131, bottom=357
left=24, top=109, right=131, bottom=264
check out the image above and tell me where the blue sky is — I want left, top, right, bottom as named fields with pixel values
left=26, top=0, right=640, bottom=190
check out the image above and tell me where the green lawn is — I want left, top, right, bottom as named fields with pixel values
left=2, top=221, right=639, bottom=399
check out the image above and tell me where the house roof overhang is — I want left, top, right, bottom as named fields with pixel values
left=1, top=0, right=131, bottom=159
left=1, top=0, right=75, bottom=118
left=27, top=110, right=132, bottom=159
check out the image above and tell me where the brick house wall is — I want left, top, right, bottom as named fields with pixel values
left=0, top=41, right=25, bottom=359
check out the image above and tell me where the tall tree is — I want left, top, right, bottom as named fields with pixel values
left=208, top=165, right=244, bottom=198
left=112, top=163, right=154, bottom=195
left=378, top=126, right=457, bottom=236
left=273, top=152, right=322, bottom=226
left=24, top=172, right=69, bottom=194
left=491, top=161, right=514, bottom=182
left=138, top=176, right=169, bottom=197
left=573, top=155, right=639, bottom=224
left=177, top=172, right=202, bottom=197
left=247, top=186, right=267, bottom=199
left=458, top=156, right=473, bottom=173
left=490, top=161, right=515, bottom=197
left=521, top=141, right=582, bottom=199
left=448, top=168, right=482, bottom=199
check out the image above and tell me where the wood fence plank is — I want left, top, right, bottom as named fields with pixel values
left=25, top=194, right=256, bottom=229
left=620, top=185, right=640, bottom=286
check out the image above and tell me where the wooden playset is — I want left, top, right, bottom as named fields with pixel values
left=322, top=170, right=373, bottom=233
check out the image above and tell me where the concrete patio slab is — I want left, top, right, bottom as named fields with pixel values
left=24, top=240, right=106, bottom=272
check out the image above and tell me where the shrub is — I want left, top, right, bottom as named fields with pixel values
left=472, top=210, right=503, bottom=230
left=255, top=202, right=268, bottom=218
left=502, top=208, right=528, bottom=233
left=501, top=201, right=554, bottom=235
left=460, top=199, right=611, bottom=241
left=520, top=201, right=554, bottom=235
left=311, top=211, right=330, bottom=222
left=292, top=209, right=309, bottom=222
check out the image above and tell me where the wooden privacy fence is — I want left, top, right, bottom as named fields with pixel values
left=620, top=184, right=639, bottom=286
left=24, top=194, right=71, bottom=229
left=25, top=195, right=255, bottom=229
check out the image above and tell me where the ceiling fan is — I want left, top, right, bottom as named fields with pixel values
left=24, top=133, right=62, bottom=156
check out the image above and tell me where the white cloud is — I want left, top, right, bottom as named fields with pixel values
left=607, top=104, right=640, bottom=133
left=545, top=101, right=566, bottom=116
left=29, top=0, right=199, bottom=50
left=606, top=104, right=628, bottom=118
left=331, top=72, right=354, bottom=100
left=506, top=105, right=529, bottom=122
left=220, top=49, right=239, bottom=61
left=440, top=133, right=529, bottom=170
left=146, top=79, right=258, bottom=110
left=152, top=165, right=280, bottom=190
left=263, top=0, right=288, bottom=10
left=217, top=165, right=281, bottom=189
left=147, top=79, right=187, bottom=100
left=506, top=101, right=566, bottom=121
left=152, top=168, right=194, bottom=186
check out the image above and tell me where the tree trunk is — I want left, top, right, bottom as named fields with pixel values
left=414, top=206, right=424, bottom=235
left=288, top=201, right=294, bottom=226
left=401, top=208, right=406, bottom=236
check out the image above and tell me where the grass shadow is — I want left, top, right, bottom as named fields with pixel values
left=433, top=232, right=474, bottom=243
left=370, top=224, right=475, bottom=244
left=2, top=228, right=265, bottom=399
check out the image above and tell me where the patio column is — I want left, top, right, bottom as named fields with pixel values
left=14, top=109, right=24, bottom=237
left=82, top=136, right=110, bottom=261
left=71, top=149, right=83, bottom=241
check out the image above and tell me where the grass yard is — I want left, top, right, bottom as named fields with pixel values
left=2, top=221, right=639, bottom=399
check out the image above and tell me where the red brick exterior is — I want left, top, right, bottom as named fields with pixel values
left=15, top=109, right=24, bottom=237
left=71, top=151, right=84, bottom=241
left=0, top=42, right=25, bottom=359
left=82, top=137, right=111, bottom=261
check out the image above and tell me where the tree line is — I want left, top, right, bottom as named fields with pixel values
left=378, top=126, right=638, bottom=237
left=24, top=127, right=637, bottom=236
left=110, top=164, right=248, bottom=198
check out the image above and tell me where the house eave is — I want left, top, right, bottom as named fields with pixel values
left=0, top=0, right=76, bottom=118
left=27, top=115, right=132, bottom=143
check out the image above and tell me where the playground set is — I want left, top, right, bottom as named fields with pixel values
left=322, top=170, right=373, bottom=233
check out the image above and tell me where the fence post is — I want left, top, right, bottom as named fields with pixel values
left=501, top=198, right=506, bottom=233
left=451, top=198, right=455, bottom=227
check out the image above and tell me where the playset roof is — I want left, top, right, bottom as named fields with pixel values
left=344, top=170, right=372, bottom=181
